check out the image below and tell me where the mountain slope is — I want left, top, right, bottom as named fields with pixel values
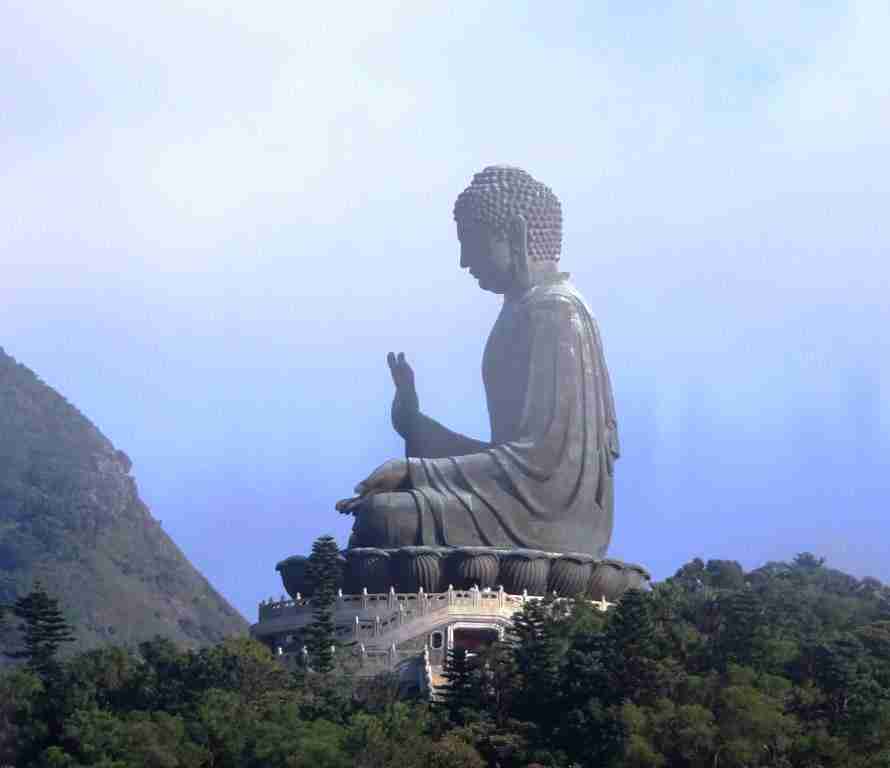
left=0, top=346, right=246, bottom=655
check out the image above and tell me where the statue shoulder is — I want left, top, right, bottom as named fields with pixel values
left=522, top=278, right=595, bottom=323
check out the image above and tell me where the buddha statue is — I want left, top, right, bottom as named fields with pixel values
left=337, top=165, right=620, bottom=558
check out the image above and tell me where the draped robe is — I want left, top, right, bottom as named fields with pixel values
left=401, top=274, right=619, bottom=557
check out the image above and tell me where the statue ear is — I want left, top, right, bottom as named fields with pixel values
left=509, top=214, right=531, bottom=288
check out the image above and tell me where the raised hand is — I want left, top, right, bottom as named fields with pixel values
left=388, top=351, right=419, bottom=438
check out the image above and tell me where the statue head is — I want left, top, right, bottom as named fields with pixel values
left=454, top=165, right=562, bottom=294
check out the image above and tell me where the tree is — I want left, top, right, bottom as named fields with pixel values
left=127, top=636, right=187, bottom=712
left=4, top=582, right=74, bottom=677
left=794, top=552, right=827, bottom=570
left=607, top=588, right=663, bottom=705
left=556, top=629, right=626, bottom=765
left=716, top=668, right=801, bottom=768
left=426, top=732, right=486, bottom=768
left=437, top=647, right=481, bottom=726
left=608, top=589, right=656, bottom=656
left=717, top=588, right=764, bottom=669
left=305, top=535, right=342, bottom=674
left=705, top=559, right=746, bottom=590
left=507, top=598, right=562, bottom=723
left=0, top=668, right=45, bottom=766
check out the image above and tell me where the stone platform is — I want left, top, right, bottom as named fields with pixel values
left=276, top=546, right=649, bottom=603
left=252, top=585, right=615, bottom=694
left=255, top=548, right=649, bottom=695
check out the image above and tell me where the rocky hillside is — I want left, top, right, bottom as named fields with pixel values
left=0, top=346, right=246, bottom=655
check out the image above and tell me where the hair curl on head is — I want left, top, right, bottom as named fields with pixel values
left=453, top=165, right=562, bottom=262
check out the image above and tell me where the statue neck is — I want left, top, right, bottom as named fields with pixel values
left=505, top=262, right=565, bottom=302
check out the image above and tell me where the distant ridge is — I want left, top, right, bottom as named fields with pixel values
left=0, top=346, right=247, bottom=656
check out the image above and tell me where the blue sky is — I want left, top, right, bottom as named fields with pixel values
left=2, top=1, right=888, bottom=619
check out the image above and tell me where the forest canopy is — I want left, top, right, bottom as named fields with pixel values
left=2, top=552, right=889, bottom=768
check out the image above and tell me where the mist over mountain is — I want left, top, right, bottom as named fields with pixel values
left=0, top=346, right=246, bottom=656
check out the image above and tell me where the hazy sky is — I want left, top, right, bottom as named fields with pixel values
left=3, top=1, right=888, bottom=620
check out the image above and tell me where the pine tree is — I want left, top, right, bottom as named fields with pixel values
left=606, top=588, right=660, bottom=704
left=556, top=629, right=627, bottom=765
left=438, top=646, right=481, bottom=725
left=718, top=588, right=763, bottom=669
left=507, top=598, right=562, bottom=725
left=4, top=581, right=75, bottom=677
left=607, top=587, right=656, bottom=658
left=305, top=535, right=341, bottom=674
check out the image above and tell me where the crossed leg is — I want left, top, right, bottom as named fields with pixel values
left=349, top=491, right=423, bottom=548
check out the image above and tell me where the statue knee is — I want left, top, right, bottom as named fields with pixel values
left=351, top=492, right=420, bottom=548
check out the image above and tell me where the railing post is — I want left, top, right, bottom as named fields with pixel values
left=374, top=615, right=382, bottom=637
left=362, top=587, right=369, bottom=611
left=497, top=585, right=505, bottom=610
left=389, top=586, right=396, bottom=610
left=354, top=615, right=360, bottom=638
left=447, top=584, right=454, bottom=607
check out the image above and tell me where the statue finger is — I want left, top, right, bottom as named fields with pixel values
left=397, top=353, right=414, bottom=389
left=390, top=352, right=409, bottom=388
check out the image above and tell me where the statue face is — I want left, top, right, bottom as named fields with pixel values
left=457, top=220, right=514, bottom=294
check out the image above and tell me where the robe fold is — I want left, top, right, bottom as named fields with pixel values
left=403, top=274, right=619, bottom=557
